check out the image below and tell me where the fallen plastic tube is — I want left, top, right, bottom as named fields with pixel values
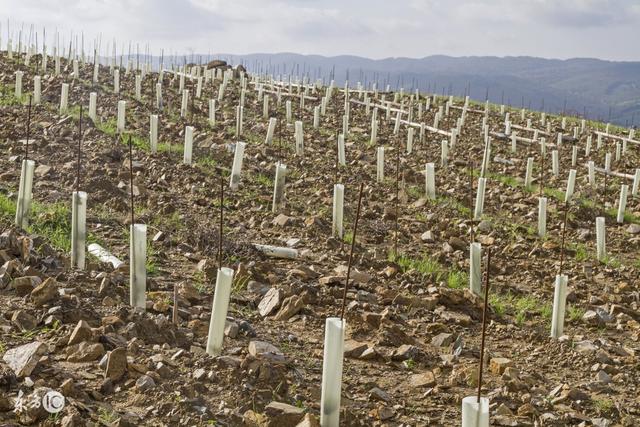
left=253, top=244, right=298, bottom=259
left=88, top=243, right=124, bottom=269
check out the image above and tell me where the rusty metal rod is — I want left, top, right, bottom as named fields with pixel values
left=477, top=247, right=492, bottom=403
left=340, top=182, right=364, bottom=321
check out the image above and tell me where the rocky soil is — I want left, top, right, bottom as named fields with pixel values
left=0, top=51, right=639, bottom=426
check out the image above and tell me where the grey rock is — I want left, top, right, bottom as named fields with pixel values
left=626, top=224, right=640, bottom=235
left=135, top=374, right=156, bottom=391
left=2, top=341, right=47, bottom=377
left=596, top=370, right=612, bottom=384
left=68, top=320, right=92, bottom=345
left=11, top=310, right=38, bottom=331
left=248, top=341, right=286, bottom=363
left=105, top=347, right=127, bottom=380
left=420, top=231, right=434, bottom=243
left=264, top=401, right=305, bottom=427
left=258, top=287, right=283, bottom=317
left=30, top=277, right=58, bottom=307
left=431, top=333, right=454, bottom=347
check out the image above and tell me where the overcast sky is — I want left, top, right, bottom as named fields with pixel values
left=0, top=0, right=638, bottom=61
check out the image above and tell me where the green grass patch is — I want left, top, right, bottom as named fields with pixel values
left=391, top=252, right=468, bottom=288
left=605, top=208, right=639, bottom=224
left=97, top=408, right=119, bottom=424
left=255, top=173, right=272, bottom=187
left=571, top=243, right=589, bottom=262
left=601, top=255, right=621, bottom=268
left=593, top=397, right=615, bottom=415
left=197, top=155, right=218, bottom=170
left=488, top=291, right=552, bottom=326
left=120, top=132, right=149, bottom=151
left=29, top=201, right=72, bottom=252
left=446, top=270, right=467, bottom=289
left=568, top=305, right=585, bottom=322
left=95, top=118, right=118, bottom=136
left=543, top=187, right=565, bottom=202
left=406, top=186, right=422, bottom=199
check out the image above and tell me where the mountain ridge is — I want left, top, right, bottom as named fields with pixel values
left=149, top=53, right=640, bottom=126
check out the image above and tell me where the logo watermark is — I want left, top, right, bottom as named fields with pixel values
left=42, top=391, right=65, bottom=413
left=14, top=390, right=65, bottom=414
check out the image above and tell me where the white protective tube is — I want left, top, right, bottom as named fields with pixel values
left=525, top=157, right=534, bottom=190
left=206, top=267, right=234, bottom=356
left=156, top=82, right=163, bottom=110
left=92, top=62, right=99, bottom=83
left=393, top=113, right=401, bottom=134
left=59, top=83, right=69, bottom=114
left=337, top=134, right=346, bottom=166
left=617, top=184, right=628, bottom=224
left=15, top=159, right=35, bottom=229
left=407, top=127, right=414, bottom=154
left=129, top=224, right=147, bottom=309
left=474, top=177, right=487, bottom=220
left=294, top=120, right=304, bottom=156
left=332, top=184, right=344, bottom=238
left=265, top=117, right=276, bottom=144
left=469, top=242, right=482, bottom=296
left=320, top=317, right=346, bottom=427
left=236, top=105, right=244, bottom=137
left=441, top=139, right=449, bottom=167
left=253, top=244, right=298, bottom=259
left=150, top=115, right=158, bottom=154
left=33, top=76, right=41, bottom=104
left=229, top=141, right=246, bottom=190
left=377, top=147, right=384, bottom=183
left=425, top=163, right=436, bottom=200
left=263, top=95, right=269, bottom=119
left=113, top=69, right=120, bottom=94
left=135, top=74, right=141, bottom=100
left=15, top=71, right=23, bottom=98
left=571, top=145, right=578, bottom=167
left=550, top=274, right=568, bottom=339
left=596, top=217, right=606, bottom=262
left=180, top=89, right=189, bottom=117
left=71, top=191, right=87, bottom=270
left=588, top=161, right=595, bottom=186
left=585, top=135, right=592, bottom=156
left=551, top=150, right=559, bottom=177
left=565, top=169, right=577, bottom=202
left=286, top=100, right=292, bottom=123
left=480, top=138, right=491, bottom=177
left=462, top=396, right=489, bottom=427
left=117, top=100, right=126, bottom=133
left=89, top=92, right=97, bottom=121
left=538, top=197, right=547, bottom=238
left=632, top=169, right=640, bottom=197
left=370, top=112, right=378, bottom=145
left=88, top=243, right=123, bottom=268
left=196, top=76, right=202, bottom=98
left=183, top=126, right=194, bottom=165
left=342, top=114, right=349, bottom=138
left=272, top=163, right=287, bottom=213
left=313, top=106, right=320, bottom=128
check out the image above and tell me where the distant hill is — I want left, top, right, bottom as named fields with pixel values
left=157, top=53, right=640, bottom=127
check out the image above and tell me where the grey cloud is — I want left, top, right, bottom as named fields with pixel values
left=0, top=0, right=637, bottom=60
